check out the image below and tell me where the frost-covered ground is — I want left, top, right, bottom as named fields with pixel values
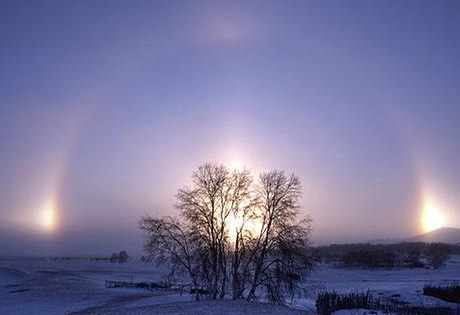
left=0, top=257, right=310, bottom=314
left=0, top=257, right=171, bottom=315
left=300, top=255, right=460, bottom=311
left=296, top=255, right=460, bottom=314
left=1, top=256, right=460, bottom=314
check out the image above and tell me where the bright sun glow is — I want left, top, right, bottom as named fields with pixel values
left=422, top=201, right=445, bottom=233
left=39, top=199, right=58, bottom=232
left=227, top=212, right=244, bottom=241
left=227, top=212, right=262, bottom=243
left=227, top=159, right=244, bottom=171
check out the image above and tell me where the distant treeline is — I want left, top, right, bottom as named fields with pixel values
left=48, top=256, right=109, bottom=261
left=109, top=250, right=129, bottom=264
left=47, top=250, right=129, bottom=263
left=313, top=242, right=460, bottom=269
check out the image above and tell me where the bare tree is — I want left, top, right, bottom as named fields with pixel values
left=226, top=169, right=254, bottom=300
left=109, top=253, right=119, bottom=263
left=176, top=163, right=253, bottom=299
left=139, top=163, right=313, bottom=303
left=139, top=215, right=200, bottom=299
left=246, top=171, right=312, bottom=302
left=176, top=163, right=228, bottom=299
left=118, top=250, right=129, bottom=265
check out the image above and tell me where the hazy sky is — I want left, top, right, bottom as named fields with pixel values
left=1, top=1, right=460, bottom=256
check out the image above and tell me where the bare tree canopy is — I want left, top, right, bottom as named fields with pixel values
left=139, top=163, right=312, bottom=303
left=247, top=171, right=312, bottom=302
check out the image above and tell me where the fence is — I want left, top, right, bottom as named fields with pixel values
left=316, top=290, right=458, bottom=315
left=105, top=280, right=191, bottom=294
left=424, top=282, right=460, bottom=304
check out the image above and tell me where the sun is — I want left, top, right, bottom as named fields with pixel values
left=226, top=211, right=262, bottom=243
left=227, top=212, right=244, bottom=241
left=227, top=159, right=245, bottom=171
left=39, top=199, right=58, bottom=232
left=421, top=201, right=445, bottom=233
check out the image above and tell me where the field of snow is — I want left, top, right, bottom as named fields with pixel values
left=1, top=256, right=459, bottom=314
left=0, top=257, right=311, bottom=314
left=300, top=255, right=460, bottom=311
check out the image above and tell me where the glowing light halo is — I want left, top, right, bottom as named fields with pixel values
left=220, top=144, right=254, bottom=173
left=227, top=159, right=245, bottom=171
left=222, top=146, right=245, bottom=170
left=28, top=104, right=98, bottom=235
left=7, top=85, right=143, bottom=236
left=226, top=210, right=263, bottom=244
left=30, top=159, right=66, bottom=235
left=39, top=198, right=58, bottom=232
left=420, top=197, right=446, bottom=233
left=227, top=212, right=244, bottom=242
left=414, top=162, right=457, bottom=233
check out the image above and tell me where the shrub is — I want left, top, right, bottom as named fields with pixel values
left=316, top=290, right=458, bottom=315
left=424, top=282, right=460, bottom=303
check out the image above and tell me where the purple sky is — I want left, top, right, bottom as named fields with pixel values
left=1, top=1, right=460, bottom=256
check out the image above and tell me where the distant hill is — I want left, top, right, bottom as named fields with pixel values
left=369, top=227, right=460, bottom=245
left=406, top=227, right=460, bottom=244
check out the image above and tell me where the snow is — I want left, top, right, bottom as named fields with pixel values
left=1, top=256, right=460, bottom=314
left=76, top=300, right=312, bottom=315
left=0, top=257, right=311, bottom=314
left=332, top=310, right=384, bottom=315
left=301, top=255, right=460, bottom=311
left=0, top=257, right=167, bottom=315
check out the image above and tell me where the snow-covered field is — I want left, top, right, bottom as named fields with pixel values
left=303, top=255, right=460, bottom=311
left=0, top=257, right=310, bottom=314
left=1, top=256, right=459, bottom=314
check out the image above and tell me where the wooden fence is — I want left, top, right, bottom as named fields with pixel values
left=105, top=280, right=191, bottom=294
left=316, top=290, right=459, bottom=315
left=424, top=282, right=460, bottom=304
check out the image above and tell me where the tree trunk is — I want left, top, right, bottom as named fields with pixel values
left=247, top=286, right=257, bottom=301
left=232, top=272, right=241, bottom=300
left=211, top=247, right=219, bottom=299
left=231, top=234, right=242, bottom=300
left=192, top=277, right=200, bottom=301
left=219, top=270, right=226, bottom=299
